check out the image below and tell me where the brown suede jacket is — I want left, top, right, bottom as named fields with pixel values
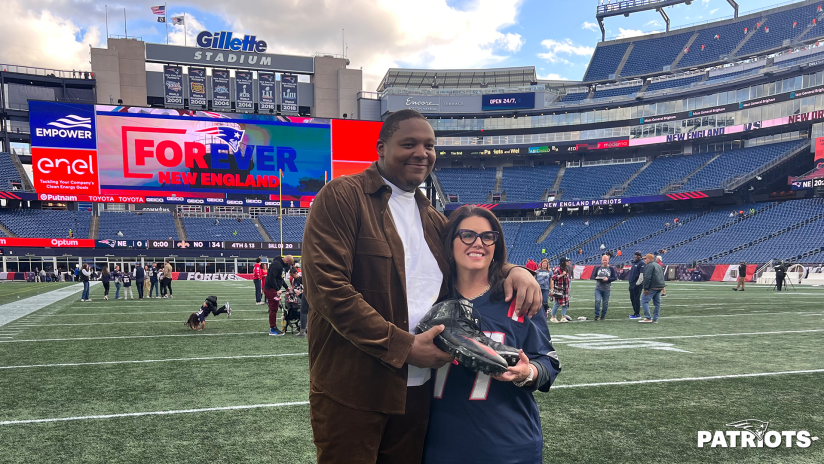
left=303, top=162, right=450, bottom=414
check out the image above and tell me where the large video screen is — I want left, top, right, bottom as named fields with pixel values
left=28, top=102, right=382, bottom=204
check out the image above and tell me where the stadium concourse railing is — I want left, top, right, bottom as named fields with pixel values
left=721, top=140, right=811, bottom=192
left=0, top=63, right=93, bottom=79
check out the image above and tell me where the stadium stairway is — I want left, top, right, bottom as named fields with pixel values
left=550, top=165, right=565, bottom=194
left=549, top=214, right=635, bottom=262
left=9, top=153, right=33, bottom=192
left=89, top=215, right=99, bottom=239
left=607, top=159, right=653, bottom=197
left=613, top=43, right=634, bottom=78
left=0, top=222, right=15, bottom=237
left=581, top=209, right=715, bottom=264
left=669, top=32, right=700, bottom=70
left=703, top=210, right=824, bottom=263
left=659, top=152, right=722, bottom=194
left=175, top=215, right=188, bottom=241
left=253, top=218, right=274, bottom=242
left=429, top=171, right=449, bottom=206
left=535, top=219, right=559, bottom=243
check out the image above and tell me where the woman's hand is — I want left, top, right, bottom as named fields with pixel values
left=492, top=350, right=532, bottom=384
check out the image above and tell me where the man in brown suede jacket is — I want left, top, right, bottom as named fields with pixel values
left=302, top=109, right=542, bottom=464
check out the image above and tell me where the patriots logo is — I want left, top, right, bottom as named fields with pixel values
left=96, top=239, right=115, bottom=248
left=726, top=419, right=770, bottom=441
left=195, top=126, right=246, bottom=153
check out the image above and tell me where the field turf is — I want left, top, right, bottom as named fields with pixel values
left=0, top=280, right=823, bottom=463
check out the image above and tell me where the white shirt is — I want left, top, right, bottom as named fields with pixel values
left=382, top=177, right=444, bottom=387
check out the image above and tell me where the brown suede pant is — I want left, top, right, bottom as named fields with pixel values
left=310, top=382, right=431, bottom=464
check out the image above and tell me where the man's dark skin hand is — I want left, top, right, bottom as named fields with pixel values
left=407, top=325, right=453, bottom=368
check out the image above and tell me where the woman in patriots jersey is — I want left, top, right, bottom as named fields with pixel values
left=423, top=206, right=561, bottom=464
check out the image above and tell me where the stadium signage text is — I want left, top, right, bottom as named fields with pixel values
left=196, top=31, right=268, bottom=53
left=665, top=128, right=725, bottom=142
left=698, top=420, right=817, bottom=448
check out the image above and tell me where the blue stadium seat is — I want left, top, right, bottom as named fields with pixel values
left=560, top=92, right=589, bottom=103
left=0, top=209, right=91, bottom=238
left=435, top=168, right=497, bottom=203
left=623, top=153, right=714, bottom=196
left=643, top=74, right=705, bottom=93
left=593, top=85, right=642, bottom=99
left=98, top=211, right=177, bottom=240
left=501, top=165, right=560, bottom=202
left=0, top=153, right=23, bottom=191
left=182, top=217, right=265, bottom=242
left=736, top=4, right=822, bottom=58
left=583, top=42, right=631, bottom=82
left=257, top=215, right=307, bottom=243
left=558, top=163, right=643, bottom=200
left=620, top=32, right=693, bottom=77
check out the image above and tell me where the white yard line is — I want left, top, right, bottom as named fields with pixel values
left=40, top=319, right=265, bottom=326
left=0, top=283, right=96, bottom=328
left=550, top=328, right=824, bottom=344
left=3, top=368, right=824, bottom=426
left=0, top=352, right=308, bottom=370
left=0, top=332, right=267, bottom=343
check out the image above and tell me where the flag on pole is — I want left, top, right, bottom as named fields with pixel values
left=172, top=16, right=184, bottom=25
left=157, top=17, right=166, bottom=23
left=151, top=5, right=165, bottom=15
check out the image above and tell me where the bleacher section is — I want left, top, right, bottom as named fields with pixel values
left=593, top=85, right=642, bottom=99
left=182, top=217, right=265, bottom=242
left=583, top=42, right=631, bottom=82
left=722, top=206, right=824, bottom=263
left=501, top=165, right=560, bottom=202
left=257, top=215, right=308, bottom=243
left=705, top=66, right=763, bottom=82
left=676, top=140, right=806, bottom=192
left=98, top=211, right=177, bottom=240
left=584, top=2, right=824, bottom=83
left=558, top=163, right=642, bottom=200
left=435, top=168, right=496, bottom=203
left=620, top=32, right=693, bottom=77
left=0, top=153, right=23, bottom=191
left=622, top=153, right=714, bottom=196
left=507, top=216, right=626, bottom=265
left=0, top=209, right=91, bottom=238
left=560, top=92, right=589, bottom=103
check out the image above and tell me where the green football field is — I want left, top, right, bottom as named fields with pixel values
left=1, top=280, right=823, bottom=463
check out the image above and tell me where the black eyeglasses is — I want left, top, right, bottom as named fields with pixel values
left=454, top=229, right=499, bottom=246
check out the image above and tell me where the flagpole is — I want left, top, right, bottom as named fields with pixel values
left=123, top=8, right=127, bottom=38
left=165, top=3, right=168, bottom=44
left=105, top=5, right=108, bottom=39
left=184, top=13, right=187, bottom=46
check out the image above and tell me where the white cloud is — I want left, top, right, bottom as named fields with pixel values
left=702, top=0, right=710, bottom=6
left=168, top=13, right=206, bottom=47
left=644, top=20, right=662, bottom=27
left=615, top=28, right=661, bottom=39
left=0, top=0, right=105, bottom=73
left=710, top=8, right=719, bottom=14
left=581, top=21, right=599, bottom=31
left=537, top=39, right=594, bottom=65
left=536, top=73, right=568, bottom=80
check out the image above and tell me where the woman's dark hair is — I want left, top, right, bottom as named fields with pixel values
left=184, top=313, right=199, bottom=329
left=102, top=267, right=109, bottom=276
left=441, top=205, right=507, bottom=302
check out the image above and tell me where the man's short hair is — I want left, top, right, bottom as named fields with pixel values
left=378, top=109, right=427, bottom=143
left=645, top=253, right=655, bottom=260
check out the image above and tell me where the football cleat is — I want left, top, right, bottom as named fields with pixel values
left=416, top=299, right=519, bottom=375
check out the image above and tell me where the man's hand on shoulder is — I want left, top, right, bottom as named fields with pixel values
left=406, top=325, right=453, bottom=369
left=505, top=266, right=542, bottom=318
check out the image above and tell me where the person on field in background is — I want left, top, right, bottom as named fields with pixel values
left=525, top=257, right=538, bottom=272
left=253, top=257, right=264, bottom=305
left=301, top=109, right=542, bottom=464
left=656, top=255, right=667, bottom=297
left=150, top=263, right=160, bottom=298
left=101, top=267, right=111, bottom=300
left=261, top=263, right=269, bottom=305
left=549, top=257, right=572, bottom=323
left=80, top=264, right=92, bottom=301
left=112, top=265, right=122, bottom=299
left=185, top=296, right=231, bottom=331
left=535, top=258, right=551, bottom=313
left=640, top=253, right=665, bottom=323
left=734, top=261, right=748, bottom=291
left=143, top=265, right=151, bottom=298
left=121, top=269, right=134, bottom=300
left=628, top=251, right=646, bottom=319
left=134, top=263, right=145, bottom=299
left=264, top=255, right=294, bottom=336
left=162, top=259, right=174, bottom=298
left=592, top=254, right=618, bottom=321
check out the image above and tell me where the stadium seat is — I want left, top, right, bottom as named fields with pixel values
left=0, top=209, right=91, bottom=238
left=98, top=211, right=177, bottom=240
left=558, top=163, right=643, bottom=200
left=501, top=165, right=561, bottom=202
left=583, top=42, right=631, bottom=82
left=435, top=168, right=497, bottom=204
left=182, top=217, right=265, bottom=242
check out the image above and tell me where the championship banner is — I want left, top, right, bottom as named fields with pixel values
left=258, top=72, right=276, bottom=112
left=163, top=65, right=184, bottom=108
left=212, top=69, right=231, bottom=110
left=188, top=67, right=207, bottom=109
left=281, top=74, right=298, bottom=113
left=235, top=70, right=254, bottom=112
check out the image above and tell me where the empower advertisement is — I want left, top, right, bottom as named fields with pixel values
left=281, top=74, right=298, bottom=113
left=95, top=112, right=331, bottom=196
left=188, top=67, right=207, bottom=109
left=163, top=65, right=184, bottom=108
left=212, top=69, right=231, bottom=109
left=235, top=70, right=254, bottom=112
left=258, top=72, right=276, bottom=112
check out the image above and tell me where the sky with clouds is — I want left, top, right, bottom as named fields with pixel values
left=0, top=0, right=798, bottom=90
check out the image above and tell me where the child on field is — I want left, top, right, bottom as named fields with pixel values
left=122, top=270, right=134, bottom=300
left=185, top=296, right=231, bottom=331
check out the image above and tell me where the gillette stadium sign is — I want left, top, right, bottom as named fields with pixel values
left=144, top=33, right=314, bottom=73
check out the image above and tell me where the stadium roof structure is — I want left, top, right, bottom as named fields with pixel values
left=376, top=66, right=537, bottom=92
left=595, top=0, right=740, bottom=41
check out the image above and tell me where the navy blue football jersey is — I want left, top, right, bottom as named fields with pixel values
left=423, top=292, right=560, bottom=464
